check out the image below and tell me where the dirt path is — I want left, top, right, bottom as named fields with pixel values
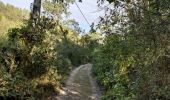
left=56, top=64, right=101, bottom=100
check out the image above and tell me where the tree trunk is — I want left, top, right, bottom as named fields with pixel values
left=31, top=0, right=41, bottom=20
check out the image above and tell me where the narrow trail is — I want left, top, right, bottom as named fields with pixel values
left=56, top=64, right=101, bottom=100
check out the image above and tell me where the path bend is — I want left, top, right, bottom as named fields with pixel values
left=56, top=64, right=101, bottom=100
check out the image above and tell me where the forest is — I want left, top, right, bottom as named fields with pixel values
left=0, top=1, right=29, bottom=48
left=0, top=0, right=169, bottom=100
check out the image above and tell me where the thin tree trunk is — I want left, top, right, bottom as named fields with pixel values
left=31, top=0, right=41, bottom=20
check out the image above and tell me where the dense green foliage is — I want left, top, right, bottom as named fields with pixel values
left=0, top=0, right=169, bottom=99
left=0, top=1, right=29, bottom=48
left=92, top=0, right=170, bottom=99
left=0, top=0, right=99, bottom=99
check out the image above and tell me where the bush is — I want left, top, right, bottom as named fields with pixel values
left=0, top=17, right=71, bottom=99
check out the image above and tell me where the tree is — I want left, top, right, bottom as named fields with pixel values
left=92, top=0, right=170, bottom=99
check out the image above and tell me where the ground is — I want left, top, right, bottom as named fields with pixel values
left=56, top=64, right=101, bottom=100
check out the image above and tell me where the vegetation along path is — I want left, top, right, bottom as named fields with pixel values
left=56, top=64, right=101, bottom=100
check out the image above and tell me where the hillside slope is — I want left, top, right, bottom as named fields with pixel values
left=0, top=1, right=29, bottom=46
